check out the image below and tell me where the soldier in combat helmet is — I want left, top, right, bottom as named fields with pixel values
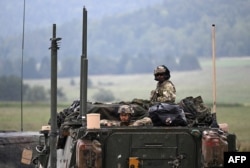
left=150, top=65, right=176, bottom=103
left=118, top=104, right=134, bottom=126
left=100, top=105, right=152, bottom=126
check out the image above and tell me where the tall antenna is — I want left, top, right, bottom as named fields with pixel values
left=80, top=7, right=88, bottom=119
left=211, top=24, right=216, bottom=114
left=20, top=0, right=26, bottom=132
left=210, top=24, right=219, bottom=128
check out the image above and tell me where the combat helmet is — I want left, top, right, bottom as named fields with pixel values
left=118, top=105, right=134, bottom=114
left=154, top=65, right=171, bottom=81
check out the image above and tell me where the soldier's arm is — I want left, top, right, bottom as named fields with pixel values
left=100, top=119, right=120, bottom=126
left=132, top=117, right=153, bottom=126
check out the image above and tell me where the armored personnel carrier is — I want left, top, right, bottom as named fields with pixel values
left=31, top=99, right=237, bottom=168
left=23, top=7, right=237, bottom=168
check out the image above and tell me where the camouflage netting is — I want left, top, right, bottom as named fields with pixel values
left=0, top=131, right=40, bottom=168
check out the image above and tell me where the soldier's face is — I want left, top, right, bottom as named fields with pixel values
left=120, top=113, right=130, bottom=122
left=155, top=73, right=165, bottom=82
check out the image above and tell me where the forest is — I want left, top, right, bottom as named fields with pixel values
left=1, top=0, right=250, bottom=78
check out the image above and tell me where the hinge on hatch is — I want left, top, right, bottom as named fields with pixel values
left=168, top=154, right=186, bottom=168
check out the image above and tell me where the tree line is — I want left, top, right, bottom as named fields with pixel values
left=0, top=76, right=65, bottom=102
left=0, top=75, right=116, bottom=102
left=1, top=0, right=249, bottom=78
left=0, top=54, right=201, bottom=78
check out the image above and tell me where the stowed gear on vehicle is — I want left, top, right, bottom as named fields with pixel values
left=32, top=97, right=237, bottom=168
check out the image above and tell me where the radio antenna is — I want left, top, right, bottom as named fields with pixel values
left=20, top=0, right=26, bottom=132
left=80, top=6, right=88, bottom=120
left=211, top=24, right=216, bottom=113
left=211, top=24, right=219, bottom=128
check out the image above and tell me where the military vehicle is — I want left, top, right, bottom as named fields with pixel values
left=30, top=100, right=237, bottom=168
left=0, top=131, right=39, bottom=168
left=22, top=7, right=237, bottom=168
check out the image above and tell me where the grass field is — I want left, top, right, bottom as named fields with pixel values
left=23, top=57, right=250, bottom=105
left=1, top=57, right=250, bottom=151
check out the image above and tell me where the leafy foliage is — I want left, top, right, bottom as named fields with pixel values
left=92, top=89, right=115, bottom=102
left=23, top=85, right=47, bottom=102
left=0, top=76, right=22, bottom=101
left=0, top=75, right=66, bottom=101
left=1, top=0, right=250, bottom=77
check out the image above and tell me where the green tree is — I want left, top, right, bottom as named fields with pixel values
left=0, top=75, right=21, bottom=101
left=178, top=56, right=201, bottom=71
left=0, top=58, right=17, bottom=76
left=23, top=85, right=48, bottom=102
left=23, top=57, right=40, bottom=79
left=92, top=89, right=115, bottom=102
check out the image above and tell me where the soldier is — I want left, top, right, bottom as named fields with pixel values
left=118, top=105, right=134, bottom=126
left=150, top=65, right=176, bottom=103
left=100, top=105, right=152, bottom=126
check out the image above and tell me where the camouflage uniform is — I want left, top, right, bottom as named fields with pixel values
left=150, top=80, right=176, bottom=103
left=132, top=117, right=152, bottom=126
left=150, top=65, right=176, bottom=103
left=100, top=119, right=120, bottom=126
